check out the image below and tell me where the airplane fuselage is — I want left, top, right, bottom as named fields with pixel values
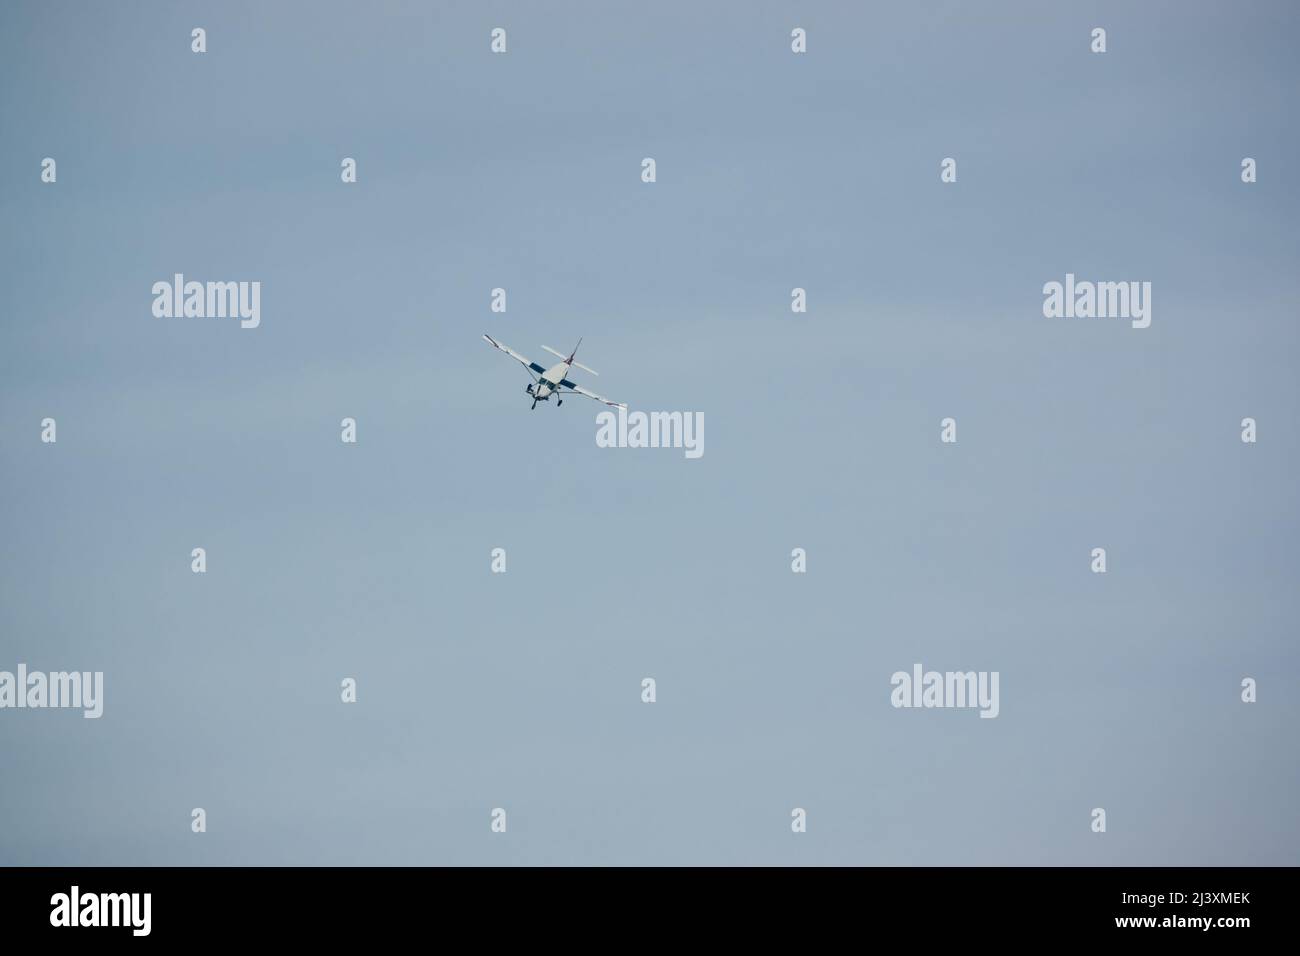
left=529, top=361, right=572, bottom=401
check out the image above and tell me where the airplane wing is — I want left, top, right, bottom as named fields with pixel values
left=483, top=334, right=547, bottom=376
left=559, top=379, right=627, bottom=409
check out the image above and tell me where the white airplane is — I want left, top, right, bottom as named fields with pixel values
left=483, top=334, right=627, bottom=410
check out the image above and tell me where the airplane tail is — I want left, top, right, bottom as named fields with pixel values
left=542, top=339, right=600, bottom=376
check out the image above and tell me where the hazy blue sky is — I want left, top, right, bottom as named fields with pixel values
left=1, top=0, right=1297, bottom=865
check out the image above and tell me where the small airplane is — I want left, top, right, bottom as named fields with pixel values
left=483, top=334, right=627, bottom=410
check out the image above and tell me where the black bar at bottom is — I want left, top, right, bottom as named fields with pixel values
left=0, top=866, right=1280, bottom=942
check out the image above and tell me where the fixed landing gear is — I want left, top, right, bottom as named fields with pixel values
left=557, top=399, right=563, bottom=407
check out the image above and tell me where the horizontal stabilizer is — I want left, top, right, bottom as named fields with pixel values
left=542, top=344, right=600, bottom=376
